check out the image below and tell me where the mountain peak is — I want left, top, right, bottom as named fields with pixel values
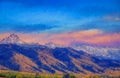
left=9, top=33, right=19, bottom=39
left=0, top=33, right=25, bottom=44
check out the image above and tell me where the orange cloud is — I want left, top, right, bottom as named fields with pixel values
left=0, top=33, right=10, bottom=40
left=47, top=29, right=103, bottom=46
left=84, top=33, right=120, bottom=46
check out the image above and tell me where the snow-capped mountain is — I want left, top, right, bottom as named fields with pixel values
left=45, top=42, right=65, bottom=48
left=72, top=44, right=120, bottom=60
left=0, top=34, right=120, bottom=73
left=0, top=33, right=26, bottom=44
left=0, top=33, right=120, bottom=61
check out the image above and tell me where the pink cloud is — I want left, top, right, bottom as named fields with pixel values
left=0, top=30, right=120, bottom=47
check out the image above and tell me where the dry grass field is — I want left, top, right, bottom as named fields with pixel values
left=0, top=70, right=120, bottom=78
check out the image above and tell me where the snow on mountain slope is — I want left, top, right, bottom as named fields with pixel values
left=72, top=44, right=120, bottom=60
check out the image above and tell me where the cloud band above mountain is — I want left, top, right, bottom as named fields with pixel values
left=0, top=29, right=120, bottom=47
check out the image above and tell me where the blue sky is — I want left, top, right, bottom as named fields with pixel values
left=0, top=0, right=120, bottom=33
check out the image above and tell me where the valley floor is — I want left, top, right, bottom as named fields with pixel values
left=0, top=70, right=120, bottom=78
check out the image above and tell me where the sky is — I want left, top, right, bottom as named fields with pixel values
left=0, top=0, right=120, bottom=46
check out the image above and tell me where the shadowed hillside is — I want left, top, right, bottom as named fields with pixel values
left=0, top=44, right=120, bottom=74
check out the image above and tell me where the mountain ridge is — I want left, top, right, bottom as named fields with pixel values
left=0, top=34, right=120, bottom=74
